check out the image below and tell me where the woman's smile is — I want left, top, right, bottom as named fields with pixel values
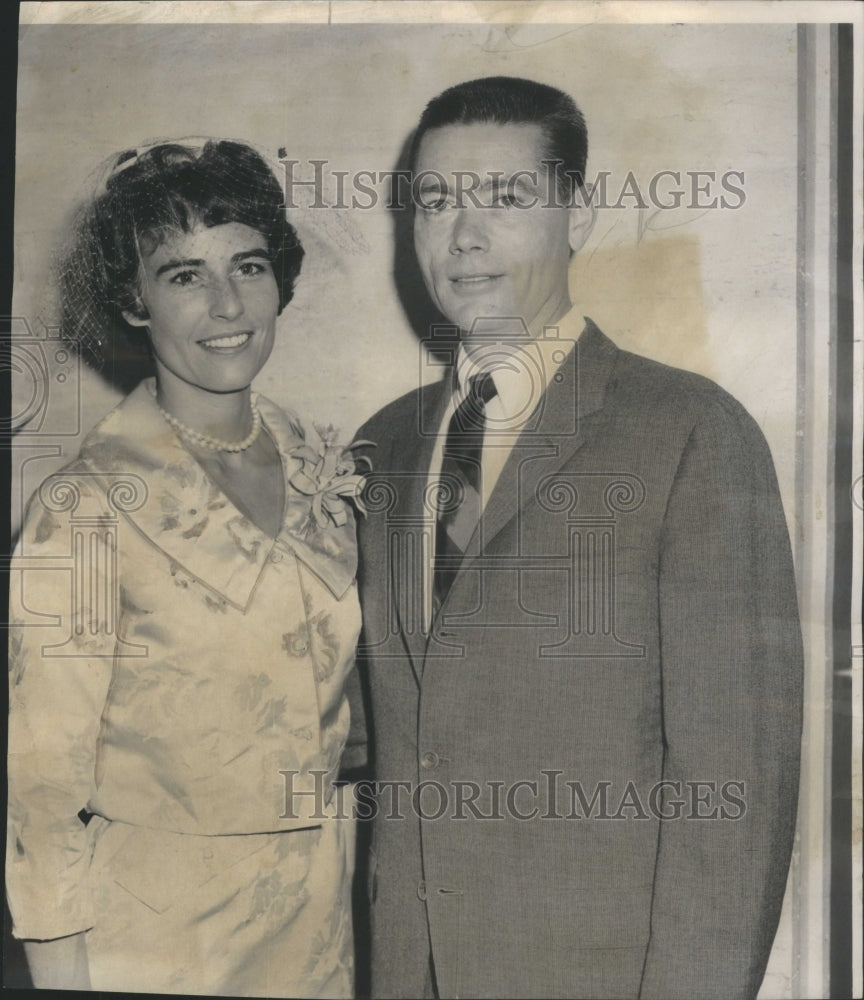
left=198, top=330, right=254, bottom=351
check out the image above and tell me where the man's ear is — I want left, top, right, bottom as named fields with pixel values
left=567, top=196, right=597, bottom=255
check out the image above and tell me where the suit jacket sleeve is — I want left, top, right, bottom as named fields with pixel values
left=638, top=392, right=803, bottom=1000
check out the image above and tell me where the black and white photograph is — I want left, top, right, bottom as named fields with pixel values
left=2, top=2, right=861, bottom=998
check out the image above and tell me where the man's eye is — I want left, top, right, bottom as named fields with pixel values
left=417, top=193, right=451, bottom=214
left=492, top=191, right=520, bottom=208
left=170, top=270, right=200, bottom=287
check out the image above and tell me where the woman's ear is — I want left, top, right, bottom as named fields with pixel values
left=122, top=299, right=149, bottom=328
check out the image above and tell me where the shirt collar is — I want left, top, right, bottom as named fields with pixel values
left=452, top=308, right=585, bottom=423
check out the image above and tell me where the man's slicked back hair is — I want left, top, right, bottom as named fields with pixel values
left=408, top=76, right=588, bottom=201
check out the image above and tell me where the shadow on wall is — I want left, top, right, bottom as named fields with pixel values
left=389, top=130, right=450, bottom=348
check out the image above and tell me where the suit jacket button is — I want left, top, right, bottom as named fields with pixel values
left=417, top=880, right=427, bottom=901
left=420, top=750, right=439, bottom=769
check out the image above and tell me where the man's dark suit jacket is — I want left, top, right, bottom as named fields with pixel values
left=349, top=320, right=803, bottom=1000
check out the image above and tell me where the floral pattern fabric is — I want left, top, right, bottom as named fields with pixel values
left=6, top=380, right=361, bottom=996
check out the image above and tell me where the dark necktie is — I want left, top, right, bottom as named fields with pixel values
left=433, top=371, right=497, bottom=616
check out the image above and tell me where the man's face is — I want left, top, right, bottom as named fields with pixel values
left=413, top=122, right=591, bottom=343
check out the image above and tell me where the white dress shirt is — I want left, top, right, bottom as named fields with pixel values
left=424, top=311, right=584, bottom=628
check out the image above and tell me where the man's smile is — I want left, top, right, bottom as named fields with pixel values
left=449, top=274, right=503, bottom=288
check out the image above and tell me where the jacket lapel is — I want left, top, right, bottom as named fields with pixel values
left=389, top=379, right=450, bottom=681
left=78, top=381, right=358, bottom=611
left=467, top=318, right=619, bottom=566
left=382, top=321, right=619, bottom=679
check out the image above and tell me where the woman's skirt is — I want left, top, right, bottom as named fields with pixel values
left=84, top=815, right=354, bottom=998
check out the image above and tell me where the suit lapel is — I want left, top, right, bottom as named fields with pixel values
left=387, top=379, right=449, bottom=681
left=404, top=321, right=619, bottom=670
left=469, top=319, right=620, bottom=562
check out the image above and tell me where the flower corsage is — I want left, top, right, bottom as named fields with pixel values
left=288, top=426, right=374, bottom=531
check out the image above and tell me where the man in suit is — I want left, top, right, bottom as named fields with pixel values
left=350, top=76, right=803, bottom=999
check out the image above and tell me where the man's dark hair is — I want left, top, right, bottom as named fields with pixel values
left=408, top=76, right=588, bottom=201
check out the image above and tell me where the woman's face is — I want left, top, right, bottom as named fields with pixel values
left=124, top=221, right=279, bottom=395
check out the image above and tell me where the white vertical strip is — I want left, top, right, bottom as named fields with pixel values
left=792, top=22, right=833, bottom=1000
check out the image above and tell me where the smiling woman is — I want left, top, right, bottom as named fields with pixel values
left=129, top=221, right=281, bottom=396
left=6, top=140, right=366, bottom=997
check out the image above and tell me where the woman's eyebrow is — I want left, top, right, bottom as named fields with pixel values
left=155, top=257, right=205, bottom=276
left=232, top=247, right=273, bottom=262
left=154, top=248, right=272, bottom=277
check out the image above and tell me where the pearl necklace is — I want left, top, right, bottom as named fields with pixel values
left=151, top=388, right=262, bottom=453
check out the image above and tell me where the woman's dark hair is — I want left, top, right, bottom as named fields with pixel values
left=59, top=139, right=303, bottom=369
left=408, top=76, right=588, bottom=202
